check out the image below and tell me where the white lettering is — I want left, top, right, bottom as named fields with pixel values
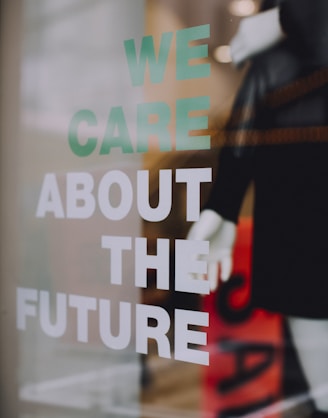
left=68, top=294, right=97, bottom=342
left=175, top=309, right=209, bottom=365
left=39, top=290, right=67, bottom=338
left=176, top=168, right=212, bottom=221
left=35, top=173, right=64, bottom=218
left=16, top=287, right=38, bottom=330
left=36, top=168, right=211, bottom=222
left=16, top=288, right=210, bottom=365
left=98, top=170, right=133, bottom=220
left=136, top=304, right=171, bottom=358
left=66, top=172, right=95, bottom=219
left=101, top=236, right=132, bottom=285
left=137, top=169, right=172, bottom=221
left=99, top=300, right=131, bottom=349
left=175, top=239, right=210, bottom=294
left=135, top=237, right=170, bottom=289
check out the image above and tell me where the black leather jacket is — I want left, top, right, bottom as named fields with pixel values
left=205, top=36, right=328, bottom=317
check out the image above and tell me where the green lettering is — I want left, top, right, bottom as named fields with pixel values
left=137, top=102, right=171, bottom=152
left=176, top=96, right=210, bottom=150
left=100, top=106, right=133, bottom=154
left=176, top=25, right=210, bottom=80
left=68, top=110, right=97, bottom=157
left=124, top=32, right=173, bottom=86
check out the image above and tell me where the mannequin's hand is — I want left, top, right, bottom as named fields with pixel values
left=230, top=7, right=285, bottom=66
left=187, top=210, right=236, bottom=291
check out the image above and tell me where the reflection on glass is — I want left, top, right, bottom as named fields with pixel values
left=19, top=1, right=144, bottom=416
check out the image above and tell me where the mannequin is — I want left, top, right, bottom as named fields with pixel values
left=230, top=6, right=285, bottom=66
left=188, top=0, right=286, bottom=290
left=188, top=0, right=328, bottom=416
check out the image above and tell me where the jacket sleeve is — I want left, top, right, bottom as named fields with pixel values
left=204, top=66, right=262, bottom=223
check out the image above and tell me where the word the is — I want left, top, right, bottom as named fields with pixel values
left=102, top=236, right=210, bottom=295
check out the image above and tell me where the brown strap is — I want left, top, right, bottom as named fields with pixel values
left=224, top=126, right=328, bottom=147
left=265, top=67, right=328, bottom=108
